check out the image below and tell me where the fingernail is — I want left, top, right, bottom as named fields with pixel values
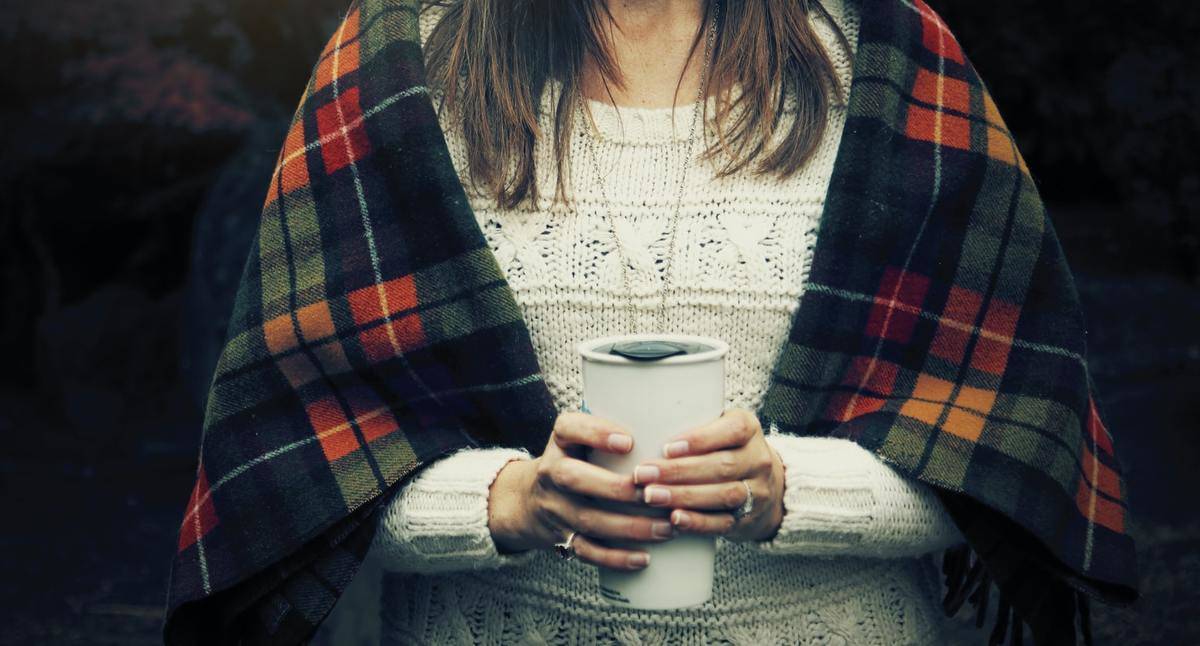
left=671, top=510, right=690, bottom=528
left=607, top=434, right=633, bottom=452
left=644, top=486, right=671, bottom=505
left=628, top=553, right=650, bottom=568
left=651, top=521, right=674, bottom=538
left=633, top=465, right=659, bottom=485
left=663, top=440, right=689, bottom=458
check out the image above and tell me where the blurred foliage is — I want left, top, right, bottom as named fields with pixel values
left=0, top=0, right=344, bottom=404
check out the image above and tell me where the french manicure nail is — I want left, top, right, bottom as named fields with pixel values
left=663, top=440, right=689, bottom=458
left=628, top=553, right=650, bottom=568
left=671, top=510, right=690, bottom=528
left=607, top=434, right=633, bottom=452
left=651, top=521, right=674, bottom=538
left=644, top=486, right=670, bottom=505
left=633, top=465, right=659, bottom=485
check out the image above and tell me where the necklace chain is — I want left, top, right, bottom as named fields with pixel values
left=574, top=1, right=720, bottom=334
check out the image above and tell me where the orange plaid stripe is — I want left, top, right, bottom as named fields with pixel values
left=911, top=67, right=970, bottom=114
left=315, top=8, right=361, bottom=91
left=905, top=104, right=971, bottom=151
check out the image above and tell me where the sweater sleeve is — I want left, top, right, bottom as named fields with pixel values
left=751, top=430, right=964, bottom=558
left=369, top=446, right=539, bottom=574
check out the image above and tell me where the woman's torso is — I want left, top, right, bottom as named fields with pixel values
left=382, top=2, right=948, bottom=643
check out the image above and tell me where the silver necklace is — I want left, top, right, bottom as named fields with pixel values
left=573, top=1, right=720, bottom=334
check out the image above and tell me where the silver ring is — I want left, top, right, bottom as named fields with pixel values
left=553, top=531, right=578, bottom=561
left=731, top=480, right=754, bottom=521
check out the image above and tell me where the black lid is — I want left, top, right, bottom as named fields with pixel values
left=607, top=340, right=713, bottom=361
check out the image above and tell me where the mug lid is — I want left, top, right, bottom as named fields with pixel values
left=609, top=340, right=699, bottom=361
left=578, top=333, right=728, bottom=366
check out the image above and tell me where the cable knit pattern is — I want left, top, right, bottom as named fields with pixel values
left=369, top=1, right=964, bottom=643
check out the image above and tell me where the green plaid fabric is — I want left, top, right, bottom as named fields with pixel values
left=165, top=0, right=1137, bottom=643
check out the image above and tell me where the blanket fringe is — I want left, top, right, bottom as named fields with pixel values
left=941, top=546, right=1093, bottom=646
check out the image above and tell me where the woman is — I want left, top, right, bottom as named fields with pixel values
left=369, top=0, right=961, bottom=643
left=164, top=0, right=1137, bottom=644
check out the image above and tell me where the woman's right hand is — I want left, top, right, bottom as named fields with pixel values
left=487, top=412, right=674, bottom=570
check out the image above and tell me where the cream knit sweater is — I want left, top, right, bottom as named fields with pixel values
left=364, top=1, right=965, bottom=644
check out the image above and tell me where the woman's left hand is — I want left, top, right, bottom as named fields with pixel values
left=632, top=409, right=785, bottom=542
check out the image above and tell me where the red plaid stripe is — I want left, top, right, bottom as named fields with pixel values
left=866, top=267, right=930, bottom=343
left=347, top=276, right=427, bottom=360
left=348, top=276, right=420, bottom=325
left=1076, top=468, right=1125, bottom=534
left=1088, top=396, right=1115, bottom=455
left=915, top=0, right=964, bottom=64
left=316, top=86, right=372, bottom=175
left=306, top=387, right=401, bottom=463
left=929, top=286, right=984, bottom=362
left=826, top=357, right=900, bottom=420
left=178, top=466, right=218, bottom=552
left=969, top=298, right=1021, bottom=375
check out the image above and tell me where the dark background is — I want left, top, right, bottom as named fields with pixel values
left=1, top=1, right=1197, bottom=643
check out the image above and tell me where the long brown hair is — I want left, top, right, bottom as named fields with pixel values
left=420, top=0, right=849, bottom=209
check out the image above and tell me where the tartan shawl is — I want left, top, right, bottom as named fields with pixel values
left=164, top=0, right=1138, bottom=643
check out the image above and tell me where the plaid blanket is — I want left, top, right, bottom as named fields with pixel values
left=165, top=0, right=1137, bottom=643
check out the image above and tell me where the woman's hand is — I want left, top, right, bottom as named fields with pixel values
left=632, top=409, right=786, bottom=542
left=487, top=412, right=674, bottom=571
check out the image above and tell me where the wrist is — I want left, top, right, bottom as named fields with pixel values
left=758, top=445, right=787, bottom=542
left=488, top=457, right=536, bottom=553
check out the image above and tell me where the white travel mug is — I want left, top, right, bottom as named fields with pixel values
left=577, top=333, right=728, bottom=610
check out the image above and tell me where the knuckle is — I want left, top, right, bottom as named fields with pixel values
left=555, top=412, right=583, bottom=435
left=723, top=484, right=744, bottom=508
left=620, top=516, right=644, bottom=540
left=610, top=479, right=634, bottom=501
left=735, top=421, right=753, bottom=442
left=717, top=452, right=738, bottom=479
left=551, top=463, right=577, bottom=490
left=755, top=451, right=774, bottom=473
left=531, top=502, right=556, bottom=529
left=535, top=459, right=554, bottom=483
left=740, top=411, right=759, bottom=437
left=697, top=514, right=726, bottom=535
left=632, top=518, right=652, bottom=540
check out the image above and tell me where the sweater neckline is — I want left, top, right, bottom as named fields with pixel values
left=546, top=78, right=724, bottom=146
left=581, top=93, right=713, bottom=146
